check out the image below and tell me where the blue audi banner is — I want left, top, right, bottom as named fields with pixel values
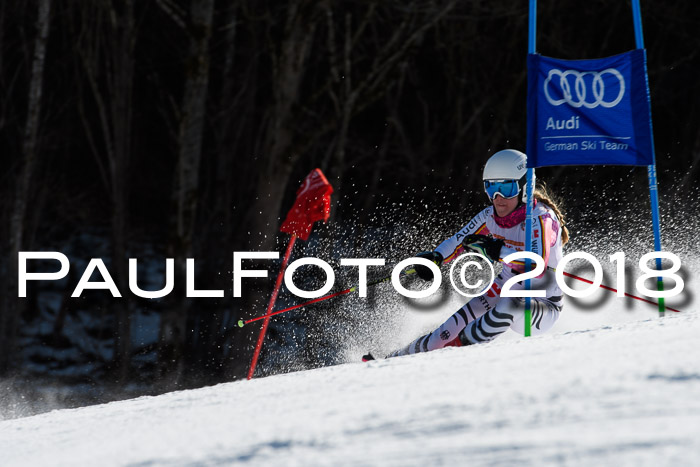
left=527, top=49, right=654, bottom=167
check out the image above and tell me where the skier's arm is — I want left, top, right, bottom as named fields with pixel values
left=434, top=208, right=491, bottom=263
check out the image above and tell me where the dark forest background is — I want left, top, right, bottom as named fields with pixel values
left=1, top=0, right=699, bottom=414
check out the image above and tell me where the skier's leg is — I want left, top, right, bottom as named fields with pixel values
left=459, top=297, right=561, bottom=345
left=386, top=278, right=503, bottom=358
left=385, top=306, right=468, bottom=358
left=510, top=298, right=562, bottom=336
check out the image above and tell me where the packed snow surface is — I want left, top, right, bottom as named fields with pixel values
left=1, top=309, right=699, bottom=466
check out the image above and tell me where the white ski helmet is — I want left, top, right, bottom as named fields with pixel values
left=482, top=149, right=532, bottom=201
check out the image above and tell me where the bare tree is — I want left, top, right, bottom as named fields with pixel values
left=1, top=0, right=51, bottom=374
left=243, top=0, right=458, bottom=249
left=74, top=0, right=136, bottom=385
left=244, top=1, right=322, bottom=252
left=320, top=0, right=458, bottom=214
left=154, top=0, right=216, bottom=388
left=217, top=0, right=462, bottom=379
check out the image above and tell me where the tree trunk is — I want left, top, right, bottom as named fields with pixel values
left=247, top=1, right=319, bottom=253
left=159, top=0, right=215, bottom=389
left=73, top=0, right=136, bottom=385
left=221, top=1, right=319, bottom=381
left=111, top=0, right=136, bottom=386
left=1, top=0, right=51, bottom=375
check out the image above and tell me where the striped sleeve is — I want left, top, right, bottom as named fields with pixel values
left=435, top=208, right=490, bottom=264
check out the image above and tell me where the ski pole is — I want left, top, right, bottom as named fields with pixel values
left=237, top=268, right=416, bottom=327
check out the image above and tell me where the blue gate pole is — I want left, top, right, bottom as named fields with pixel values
left=524, top=0, right=537, bottom=336
left=632, top=0, right=665, bottom=315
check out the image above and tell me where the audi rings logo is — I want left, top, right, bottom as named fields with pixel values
left=544, top=68, right=625, bottom=109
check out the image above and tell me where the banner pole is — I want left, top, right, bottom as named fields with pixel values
left=632, top=0, right=665, bottom=315
left=631, top=0, right=645, bottom=49
left=523, top=0, right=537, bottom=337
left=528, top=0, right=537, bottom=53
left=247, top=234, right=297, bottom=380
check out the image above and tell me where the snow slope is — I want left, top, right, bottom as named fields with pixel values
left=1, top=309, right=698, bottom=466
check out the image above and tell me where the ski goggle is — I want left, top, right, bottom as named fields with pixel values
left=484, top=179, right=521, bottom=199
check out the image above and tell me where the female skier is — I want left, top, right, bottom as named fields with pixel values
left=381, top=149, right=569, bottom=358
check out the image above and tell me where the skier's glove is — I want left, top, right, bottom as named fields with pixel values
left=413, top=251, right=444, bottom=281
left=461, top=234, right=504, bottom=264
